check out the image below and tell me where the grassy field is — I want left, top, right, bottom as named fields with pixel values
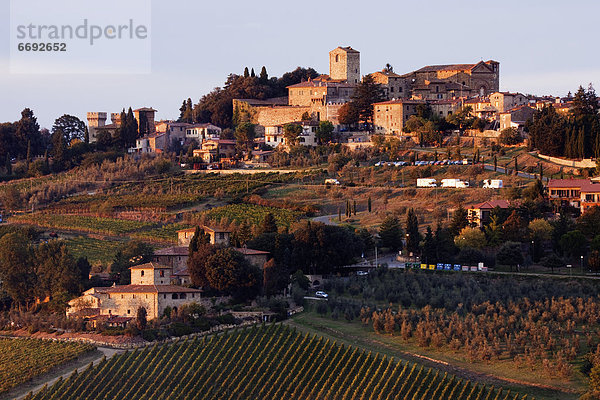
left=0, top=338, right=95, bottom=395
left=289, top=311, right=580, bottom=400
left=25, top=324, right=524, bottom=400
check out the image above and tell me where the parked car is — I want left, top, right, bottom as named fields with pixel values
left=356, top=271, right=368, bottom=276
left=315, top=291, right=329, bottom=298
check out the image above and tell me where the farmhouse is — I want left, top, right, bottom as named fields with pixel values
left=67, top=262, right=202, bottom=320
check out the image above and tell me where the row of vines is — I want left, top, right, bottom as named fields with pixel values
left=25, top=325, right=531, bottom=400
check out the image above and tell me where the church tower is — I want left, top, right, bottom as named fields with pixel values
left=329, top=46, right=360, bottom=83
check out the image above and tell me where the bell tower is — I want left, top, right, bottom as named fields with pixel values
left=329, top=46, right=360, bottom=83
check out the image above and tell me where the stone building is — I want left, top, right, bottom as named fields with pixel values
left=489, top=92, right=528, bottom=113
left=67, top=262, right=202, bottom=320
left=372, top=98, right=461, bottom=136
left=177, top=225, right=231, bottom=247
left=401, top=61, right=500, bottom=98
left=498, top=105, right=536, bottom=131
left=329, top=46, right=360, bottom=83
left=233, top=46, right=360, bottom=130
left=87, top=107, right=157, bottom=143
left=370, top=70, right=409, bottom=100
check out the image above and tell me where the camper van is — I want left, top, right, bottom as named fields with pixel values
left=441, top=179, right=469, bottom=188
left=417, top=178, right=437, bottom=188
left=483, top=179, right=503, bottom=189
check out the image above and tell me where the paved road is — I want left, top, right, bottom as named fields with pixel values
left=311, top=214, right=338, bottom=225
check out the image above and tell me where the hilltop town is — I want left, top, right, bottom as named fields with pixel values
left=1, top=44, right=600, bottom=400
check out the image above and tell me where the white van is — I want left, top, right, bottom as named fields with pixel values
left=417, top=178, right=437, bottom=188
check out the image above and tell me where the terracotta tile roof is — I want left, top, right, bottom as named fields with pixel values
left=130, top=262, right=172, bottom=270
left=133, top=107, right=157, bottom=112
left=370, top=70, right=401, bottom=78
left=414, top=63, right=478, bottom=73
left=104, top=284, right=201, bottom=294
left=154, top=246, right=189, bottom=256
left=547, top=179, right=590, bottom=188
left=334, top=46, right=359, bottom=53
left=471, top=200, right=511, bottom=209
left=374, top=99, right=427, bottom=105
left=580, top=182, right=600, bottom=193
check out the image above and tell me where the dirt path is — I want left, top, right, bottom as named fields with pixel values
left=286, top=317, right=579, bottom=399
left=1, top=347, right=123, bottom=400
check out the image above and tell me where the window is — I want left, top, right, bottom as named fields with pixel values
left=335, top=55, right=339, bottom=62
left=133, top=294, right=136, bottom=299
left=180, top=293, right=187, bottom=300
left=164, top=294, right=167, bottom=299
left=140, top=270, right=144, bottom=277
left=172, top=293, right=178, bottom=299
left=390, top=87, right=394, bottom=93
left=127, top=309, right=131, bottom=314
left=160, top=270, right=165, bottom=277
left=121, top=295, right=124, bottom=299
left=219, top=232, right=225, bottom=240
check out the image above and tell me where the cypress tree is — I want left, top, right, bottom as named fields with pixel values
left=250, top=68, right=255, bottom=78
left=243, top=67, right=249, bottom=78
left=5, top=153, right=11, bottom=175
left=259, top=66, right=268, bottom=82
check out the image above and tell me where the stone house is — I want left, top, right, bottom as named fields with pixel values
left=489, top=92, right=528, bottom=113
left=499, top=106, right=536, bottom=132
left=177, top=225, right=231, bottom=247
left=401, top=61, right=500, bottom=98
left=372, top=99, right=427, bottom=136
left=67, top=262, right=202, bottom=320
left=369, top=70, right=409, bottom=100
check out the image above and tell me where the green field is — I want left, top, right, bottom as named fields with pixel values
left=0, top=338, right=95, bottom=395
left=63, top=236, right=126, bottom=265
left=201, top=203, right=302, bottom=228
left=25, top=325, right=528, bottom=400
left=9, top=214, right=155, bottom=236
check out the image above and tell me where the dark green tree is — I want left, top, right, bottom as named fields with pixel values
left=316, top=121, right=334, bottom=145
left=347, top=75, right=385, bottom=130
left=52, top=114, right=86, bottom=144
left=51, top=129, right=68, bottom=172
left=259, top=66, right=268, bottom=83
left=0, top=233, right=36, bottom=308
left=449, top=204, right=469, bottom=237
left=379, top=215, right=403, bottom=251
left=496, top=241, right=524, bottom=271
left=283, top=123, right=302, bottom=146
left=405, top=208, right=420, bottom=254
left=260, top=213, right=278, bottom=235
left=15, top=108, right=42, bottom=157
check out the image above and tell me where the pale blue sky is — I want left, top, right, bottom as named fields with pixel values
left=1, top=0, right=599, bottom=128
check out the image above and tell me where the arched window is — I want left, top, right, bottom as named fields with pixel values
left=172, top=293, right=178, bottom=300
left=140, top=270, right=144, bottom=277
left=335, top=55, right=339, bottom=62
left=180, top=293, right=186, bottom=300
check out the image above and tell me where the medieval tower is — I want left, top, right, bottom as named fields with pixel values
left=329, top=46, right=360, bottom=83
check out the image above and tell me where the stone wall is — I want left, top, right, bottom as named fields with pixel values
left=256, top=106, right=311, bottom=127
left=537, top=154, right=597, bottom=169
